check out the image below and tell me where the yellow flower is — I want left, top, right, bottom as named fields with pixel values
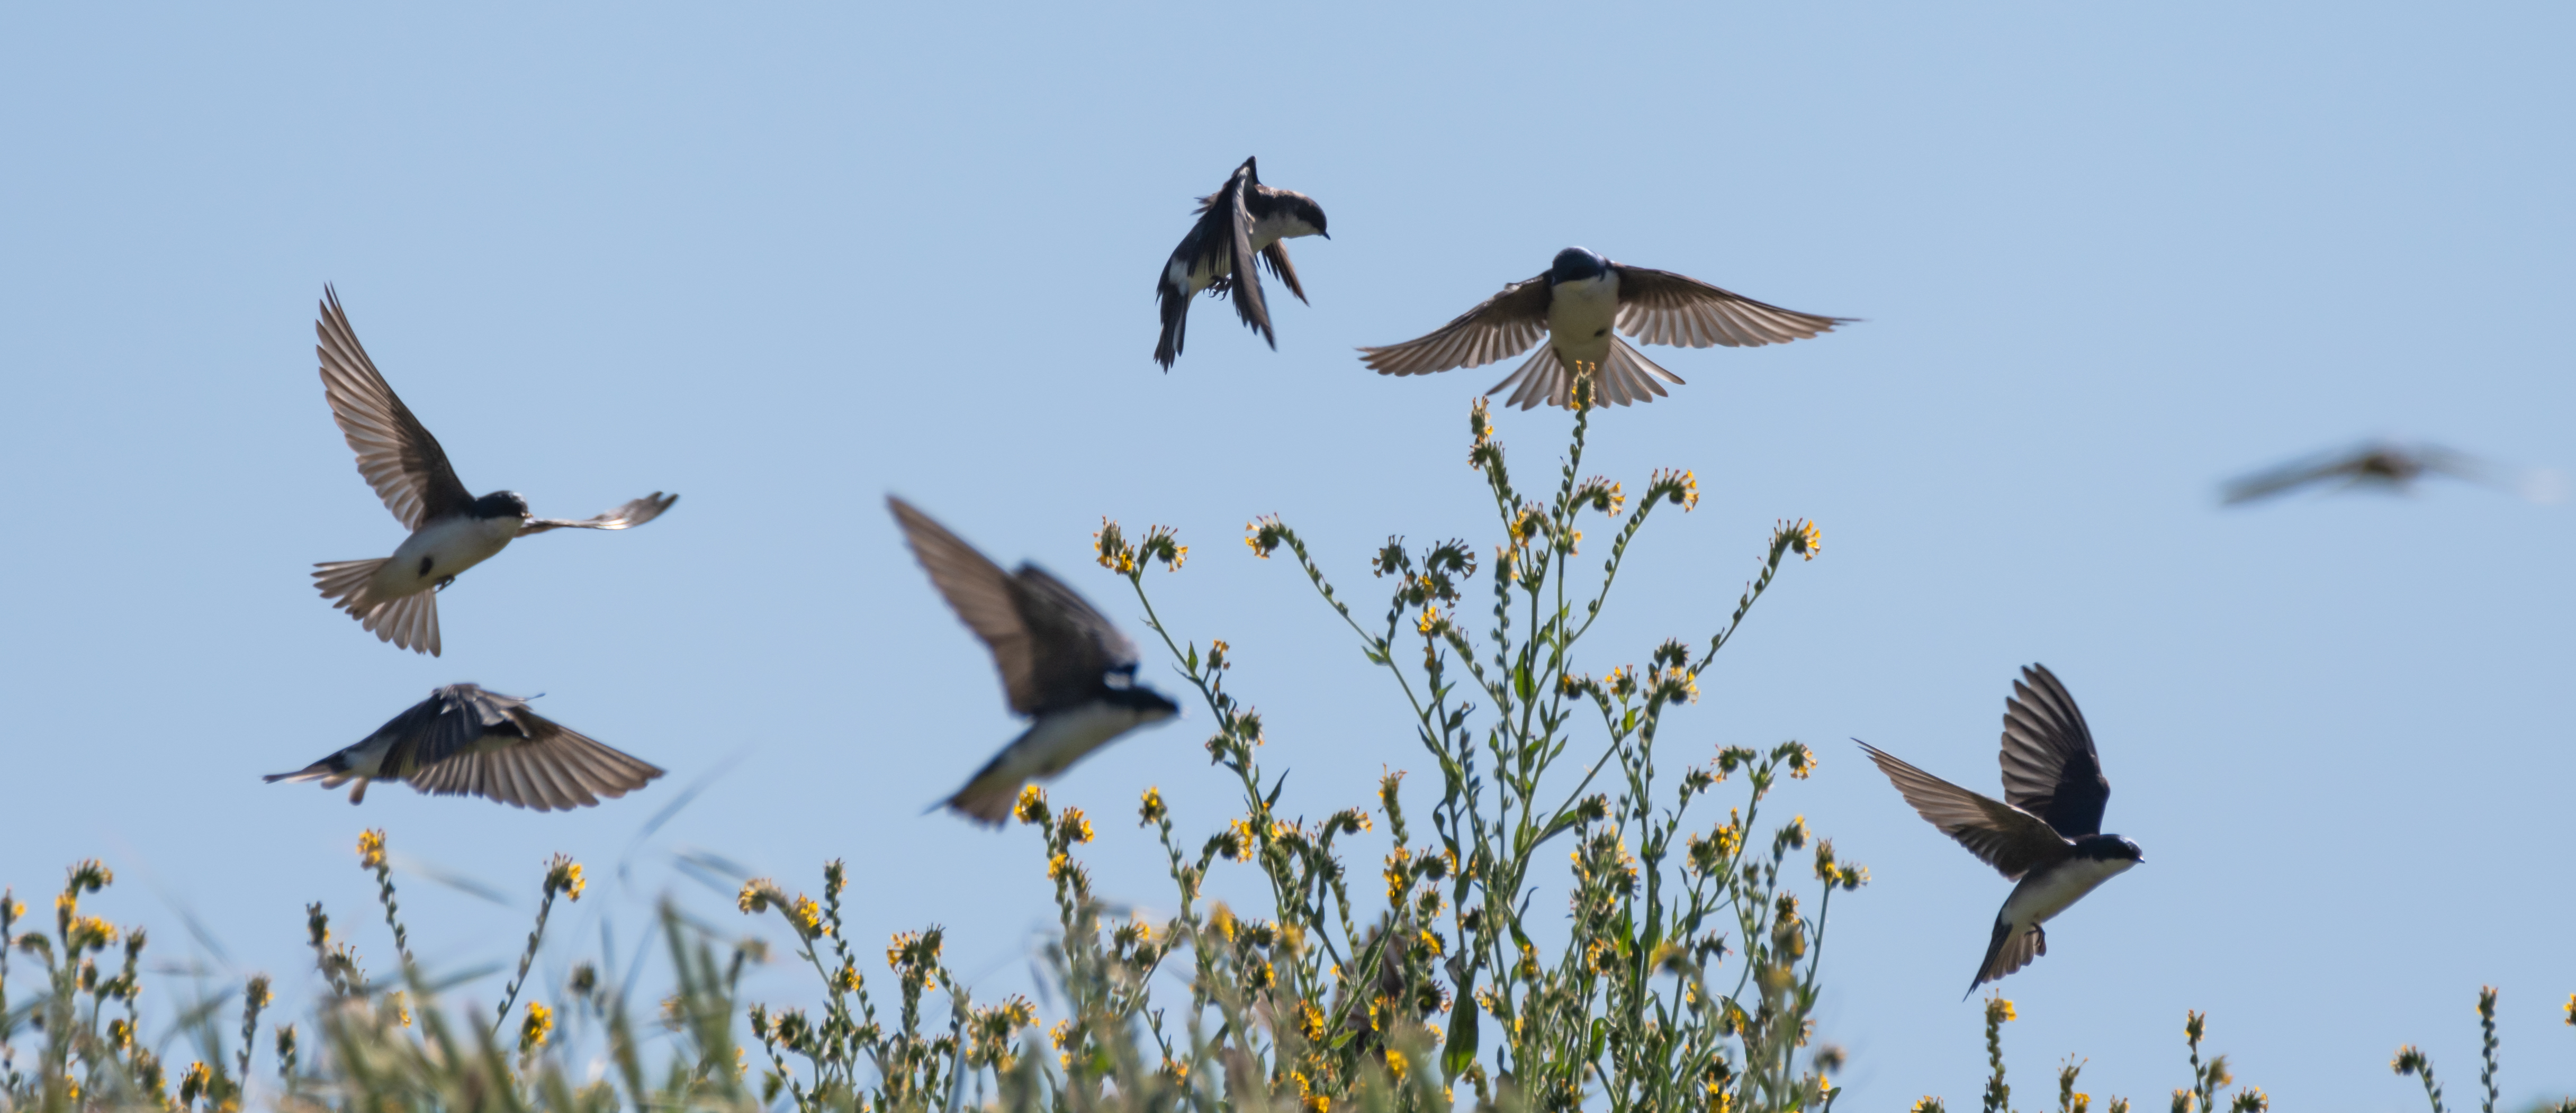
left=1047, top=852, right=1072, bottom=881
left=1386, top=1049, right=1410, bottom=1080
left=1299, top=1002, right=1328, bottom=1042
left=737, top=879, right=783, bottom=915
left=1417, top=929, right=1445, bottom=957
left=1014, top=785, right=1049, bottom=826
left=519, top=1002, right=554, bottom=1051
left=1209, top=903, right=1238, bottom=943
left=1417, top=605, right=1443, bottom=635
left=1778, top=518, right=1821, bottom=561
left=1228, top=818, right=1256, bottom=862
left=788, top=895, right=823, bottom=938
left=356, top=829, right=387, bottom=871
left=1245, top=515, right=1287, bottom=559
left=1785, top=741, right=1816, bottom=780
left=1383, top=847, right=1411, bottom=902
left=1058, top=808, right=1094, bottom=845
left=546, top=856, right=584, bottom=901
left=1651, top=468, right=1700, bottom=512
left=1093, top=519, right=1137, bottom=574
left=1139, top=786, right=1167, bottom=824
left=1987, top=997, right=2016, bottom=1024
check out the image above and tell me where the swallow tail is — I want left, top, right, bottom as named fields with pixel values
left=1965, top=920, right=2046, bottom=999
left=1486, top=338, right=1686, bottom=411
left=313, top=558, right=440, bottom=656
left=1155, top=277, right=1189, bottom=369
left=945, top=754, right=1025, bottom=827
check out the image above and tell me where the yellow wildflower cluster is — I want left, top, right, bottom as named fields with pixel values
left=1014, top=785, right=1049, bottom=826
left=1058, top=807, right=1094, bottom=845
left=356, top=829, right=387, bottom=871
left=1775, top=518, right=1821, bottom=560
left=1244, top=514, right=1287, bottom=559
left=1137, top=524, right=1188, bottom=572
left=1650, top=468, right=1700, bottom=512
left=1138, top=786, right=1167, bottom=824
left=519, top=1002, right=553, bottom=1051
left=1227, top=818, right=1256, bottom=862
left=736, top=879, right=786, bottom=915
left=1093, top=519, right=1136, bottom=574
left=545, top=855, right=585, bottom=901
left=787, top=895, right=824, bottom=938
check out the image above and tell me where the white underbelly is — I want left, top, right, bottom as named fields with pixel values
left=1547, top=274, right=1620, bottom=365
left=379, top=516, right=518, bottom=594
left=2001, top=857, right=2135, bottom=927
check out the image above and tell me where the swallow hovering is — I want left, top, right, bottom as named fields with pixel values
left=309, top=287, right=678, bottom=656
left=1358, top=247, right=1848, bottom=409
left=2221, top=438, right=2564, bottom=505
left=888, top=497, right=1180, bottom=825
left=266, top=684, right=664, bottom=810
left=1154, top=157, right=1330, bottom=369
left=1856, top=664, right=2141, bottom=997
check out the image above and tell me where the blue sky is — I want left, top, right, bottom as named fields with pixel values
left=1, top=3, right=2569, bottom=1109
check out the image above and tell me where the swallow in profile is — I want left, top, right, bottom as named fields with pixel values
left=888, top=497, right=1180, bottom=825
left=1358, top=247, right=1848, bottom=409
left=1856, top=664, right=2141, bottom=997
left=1154, top=157, right=1330, bottom=369
left=309, top=287, right=678, bottom=655
left=266, top=684, right=664, bottom=810
left=2221, top=439, right=2564, bottom=505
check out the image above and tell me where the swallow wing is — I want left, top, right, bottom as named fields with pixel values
left=1357, top=274, right=1553, bottom=376
left=1610, top=265, right=1849, bottom=348
left=1857, top=741, right=2068, bottom=880
left=889, top=497, right=1053, bottom=716
left=1007, top=565, right=1138, bottom=713
left=1998, top=664, right=2110, bottom=838
left=2218, top=447, right=2361, bottom=504
left=316, top=286, right=475, bottom=531
left=406, top=693, right=665, bottom=811
left=521, top=492, right=680, bottom=535
left=1219, top=159, right=1274, bottom=346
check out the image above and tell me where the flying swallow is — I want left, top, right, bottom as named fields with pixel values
left=309, top=286, right=678, bottom=655
left=2221, top=438, right=2564, bottom=505
left=888, top=497, right=1180, bottom=825
left=1155, top=157, right=1329, bottom=369
left=266, top=683, right=664, bottom=810
left=1358, top=247, right=1848, bottom=409
left=1856, top=664, right=2141, bottom=997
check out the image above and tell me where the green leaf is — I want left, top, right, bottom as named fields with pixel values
left=1442, top=979, right=1480, bottom=1081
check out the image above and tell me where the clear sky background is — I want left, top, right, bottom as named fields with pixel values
left=2, top=3, right=2569, bottom=1109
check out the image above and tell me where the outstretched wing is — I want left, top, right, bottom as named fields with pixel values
left=317, top=286, right=474, bottom=530
left=405, top=693, right=665, bottom=811
left=1357, top=275, right=1553, bottom=376
left=1610, top=266, right=1849, bottom=348
left=1219, top=158, right=1273, bottom=346
left=1856, top=741, right=2068, bottom=880
left=1998, top=664, right=2110, bottom=838
left=522, top=492, right=680, bottom=535
left=890, top=497, right=1048, bottom=715
left=1007, top=565, right=1137, bottom=713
